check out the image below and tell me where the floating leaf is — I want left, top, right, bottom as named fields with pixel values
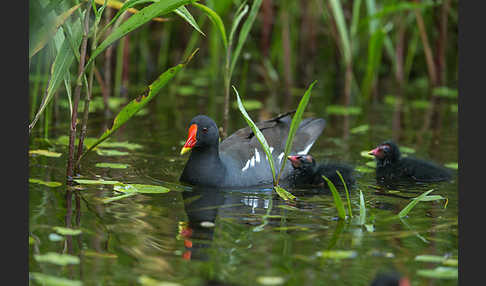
left=399, top=146, right=416, bottom=154
left=319, top=250, right=357, bottom=259
left=29, top=149, right=62, bottom=158
left=82, top=250, right=118, bottom=259
left=256, top=276, right=285, bottom=285
left=95, top=163, right=130, bottom=169
left=96, top=149, right=130, bottom=156
left=415, top=255, right=457, bottom=266
left=365, top=161, right=377, bottom=168
left=102, top=193, right=137, bottom=204
left=274, top=186, right=296, bottom=201
left=417, top=267, right=458, bottom=279
left=53, top=226, right=82, bottom=236
left=34, top=252, right=80, bottom=266
left=114, top=183, right=170, bottom=194
left=360, top=150, right=374, bottom=159
left=326, top=105, right=362, bottom=115
left=30, top=272, right=82, bottom=286
left=433, top=86, right=458, bottom=98
left=73, top=179, right=120, bottom=185
left=48, top=233, right=65, bottom=242
left=139, top=275, right=182, bottom=286
left=398, top=189, right=435, bottom=218
left=29, top=178, right=63, bottom=188
left=350, top=125, right=369, bottom=134
left=445, top=162, right=458, bottom=170
left=417, top=195, right=446, bottom=202
left=278, top=205, right=300, bottom=211
left=355, top=166, right=374, bottom=173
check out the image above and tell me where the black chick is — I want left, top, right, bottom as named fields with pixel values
left=368, top=140, right=452, bottom=183
left=287, top=154, right=355, bottom=188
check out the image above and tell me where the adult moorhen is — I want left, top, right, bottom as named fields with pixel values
left=287, top=154, right=355, bottom=188
left=368, top=140, right=452, bottom=183
left=179, top=113, right=326, bottom=187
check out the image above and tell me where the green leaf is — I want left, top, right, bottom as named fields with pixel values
left=29, top=149, right=62, bottom=158
left=417, top=267, right=458, bottom=280
left=398, top=189, right=435, bottom=218
left=319, top=250, right=357, bottom=259
left=95, top=162, right=130, bottom=169
left=34, top=252, right=80, bottom=266
left=228, top=2, right=249, bottom=48
left=256, top=276, right=285, bottom=285
left=417, top=195, right=445, bottom=202
left=433, top=86, right=458, bottom=98
left=326, top=105, right=362, bottom=115
left=88, top=0, right=192, bottom=66
left=359, top=190, right=366, bottom=225
left=96, top=149, right=130, bottom=156
left=100, top=0, right=158, bottom=36
left=29, top=178, right=63, bottom=188
left=355, top=166, right=374, bottom=173
left=231, top=99, right=262, bottom=110
left=445, top=162, right=458, bottom=170
left=102, top=193, right=137, bottom=204
left=229, top=0, right=262, bottom=75
left=274, top=186, right=296, bottom=201
left=82, top=49, right=198, bottom=157
left=350, top=124, right=369, bottom=134
left=361, top=28, right=385, bottom=100
left=399, top=146, right=416, bottom=154
left=73, top=179, right=121, bottom=185
left=234, top=86, right=276, bottom=182
left=175, top=6, right=205, bottom=36
left=323, top=175, right=346, bottom=220
left=29, top=3, right=82, bottom=58
left=415, top=255, right=457, bottom=266
left=360, top=150, right=374, bottom=159
left=337, top=170, right=352, bottom=218
left=365, top=161, right=376, bottom=168
left=114, top=183, right=170, bottom=194
left=277, top=80, right=317, bottom=184
left=52, top=226, right=82, bottom=236
left=193, top=2, right=227, bottom=49
left=30, top=272, right=82, bottom=286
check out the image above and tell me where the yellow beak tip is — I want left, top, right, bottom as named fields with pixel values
left=180, top=147, right=191, bottom=155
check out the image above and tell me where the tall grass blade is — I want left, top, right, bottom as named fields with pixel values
left=29, top=3, right=82, bottom=59
left=361, top=28, right=384, bottom=99
left=323, top=175, right=346, bottom=220
left=350, top=0, right=362, bottom=41
left=88, top=0, right=191, bottom=67
left=329, top=0, right=351, bottom=65
left=398, top=189, right=435, bottom=218
left=228, top=2, right=249, bottom=47
left=229, top=0, right=262, bottom=75
left=29, top=20, right=83, bottom=131
left=174, top=6, right=206, bottom=37
left=234, top=86, right=276, bottom=183
left=336, top=170, right=353, bottom=218
left=193, top=2, right=228, bottom=49
left=276, top=80, right=317, bottom=184
left=359, top=190, right=366, bottom=225
left=80, top=49, right=198, bottom=160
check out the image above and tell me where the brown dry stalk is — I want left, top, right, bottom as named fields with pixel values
left=414, top=8, right=437, bottom=87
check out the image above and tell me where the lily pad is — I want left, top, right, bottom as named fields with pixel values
left=326, top=105, right=362, bottom=115
left=114, top=183, right=170, bottom=194
left=95, top=163, right=130, bottom=169
left=350, top=125, right=369, bottom=134
left=96, top=149, right=130, bottom=156
left=445, top=162, right=458, bottom=170
left=29, top=178, right=62, bottom=188
left=256, top=276, right=285, bottom=285
left=318, top=250, right=357, bottom=259
left=52, top=226, right=82, bottom=236
left=417, top=266, right=458, bottom=279
left=30, top=272, right=82, bottom=286
left=73, top=179, right=120, bottom=185
left=55, top=135, right=142, bottom=150
left=34, top=252, right=80, bottom=266
left=29, top=149, right=62, bottom=158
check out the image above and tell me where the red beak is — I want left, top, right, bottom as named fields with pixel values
left=368, top=147, right=379, bottom=156
left=180, top=124, right=197, bottom=155
left=287, top=155, right=301, bottom=168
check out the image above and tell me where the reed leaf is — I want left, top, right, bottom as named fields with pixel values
left=193, top=2, right=228, bottom=49
left=228, top=2, right=249, bottom=47
left=359, top=190, right=366, bottom=225
left=88, top=0, right=191, bottom=67
left=276, top=80, right=317, bottom=184
left=229, top=0, right=262, bottom=75
left=29, top=3, right=82, bottom=59
left=329, top=0, right=351, bottom=65
left=323, top=175, right=346, bottom=220
left=234, top=86, right=276, bottom=183
left=361, top=28, right=385, bottom=99
left=337, top=170, right=353, bottom=218
left=81, top=49, right=198, bottom=159
left=398, top=189, right=435, bottom=218
left=174, top=6, right=205, bottom=36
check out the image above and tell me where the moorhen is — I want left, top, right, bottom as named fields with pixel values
left=287, top=154, right=355, bottom=188
left=179, top=113, right=326, bottom=187
left=368, top=141, right=452, bottom=183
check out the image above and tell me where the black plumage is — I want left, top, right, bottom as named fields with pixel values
left=287, top=154, right=355, bottom=189
left=368, top=141, right=452, bottom=183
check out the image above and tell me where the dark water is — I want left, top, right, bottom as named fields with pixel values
left=29, top=89, right=458, bottom=285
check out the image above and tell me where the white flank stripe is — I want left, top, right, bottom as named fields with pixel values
left=242, top=160, right=250, bottom=172
left=250, top=156, right=255, bottom=167
left=269, top=147, right=274, bottom=154
left=255, top=148, right=260, bottom=163
left=297, top=144, right=313, bottom=155
left=278, top=152, right=285, bottom=163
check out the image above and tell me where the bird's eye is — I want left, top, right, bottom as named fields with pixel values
left=382, top=145, right=390, bottom=152
left=202, top=127, right=208, bottom=134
